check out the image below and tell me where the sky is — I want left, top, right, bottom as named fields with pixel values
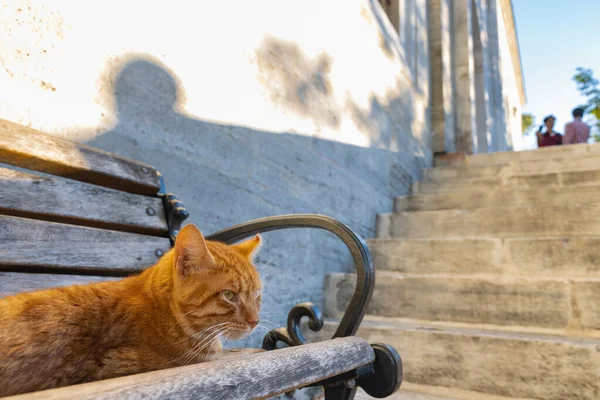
left=512, top=0, right=600, bottom=149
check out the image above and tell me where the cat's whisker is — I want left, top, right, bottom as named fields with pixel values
left=180, top=327, right=230, bottom=366
left=173, top=336, right=215, bottom=366
left=258, top=255, right=277, bottom=275
left=258, top=310, right=277, bottom=315
left=260, top=270, right=278, bottom=280
left=170, top=325, right=231, bottom=366
left=171, top=322, right=233, bottom=346
left=260, top=328, right=278, bottom=344
left=259, top=324, right=271, bottom=331
left=256, top=323, right=275, bottom=334
left=255, top=322, right=277, bottom=335
left=193, top=322, right=233, bottom=337
left=257, top=324, right=276, bottom=333
left=193, top=325, right=232, bottom=347
left=257, top=317, right=278, bottom=328
left=254, top=326, right=271, bottom=336
left=187, top=327, right=236, bottom=365
left=197, top=328, right=234, bottom=363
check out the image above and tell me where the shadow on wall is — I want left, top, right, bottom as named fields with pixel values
left=366, top=0, right=431, bottom=164
left=256, top=36, right=340, bottom=129
left=368, top=0, right=429, bottom=98
left=83, top=46, right=427, bottom=347
left=255, top=34, right=426, bottom=160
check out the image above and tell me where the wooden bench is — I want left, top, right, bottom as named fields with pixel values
left=0, top=119, right=402, bottom=400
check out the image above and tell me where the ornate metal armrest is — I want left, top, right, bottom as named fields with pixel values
left=207, top=214, right=402, bottom=399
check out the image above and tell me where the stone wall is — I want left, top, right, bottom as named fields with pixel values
left=0, top=0, right=431, bottom=346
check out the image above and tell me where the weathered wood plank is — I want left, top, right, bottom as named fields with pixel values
left=220, top=348, right=266, bottom=359
left=8, top=337, right=374, bottom=400
left=0, top=215, right=170, bottom=274
left=0, top=119, right=160, bottom=195
left=0, top=168, right=167, bottom=235
left=0, top=272, right=120, bottom=298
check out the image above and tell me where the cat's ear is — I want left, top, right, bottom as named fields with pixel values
left=232, top=234, right=262, bottom=261
left=174, top=224, right=215, bottom=276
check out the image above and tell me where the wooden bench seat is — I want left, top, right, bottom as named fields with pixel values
left=0, top=120, right=401, bottom=399
left=8, top=338, right=374, bottom=400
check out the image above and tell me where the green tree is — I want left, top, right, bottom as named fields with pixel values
left=573, top=67, right=600, bottom=141
left=522, top=113, right=535, bottom=135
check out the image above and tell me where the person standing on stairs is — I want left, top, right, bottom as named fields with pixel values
left=563, top=107, right=591, bottom=145
left=536, top=115, right=562, bottom=147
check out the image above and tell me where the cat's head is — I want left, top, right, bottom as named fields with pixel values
left=171, top=224, right=262, bottom=341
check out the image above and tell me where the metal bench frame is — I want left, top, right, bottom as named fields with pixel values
left=208, top=214, right=402, bottom=399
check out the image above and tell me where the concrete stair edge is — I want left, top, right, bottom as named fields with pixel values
left=356, top=382, right=531, bottom=400
left=412, top=168, right=600, bottom=195
left=395, top=185, right=600, bottom=212
left=365, top=236, right=600, bottom=277
left=434, top=143, right=600, bottom=167
left=325, top=272, right=600, bottom=331
left=378, top=203, right=600, bottom=239
left=425, top=153, right=600, bottom=180
left=324, top=316, right=600, bottom=344
left=314, top=318, right=600, bottom=400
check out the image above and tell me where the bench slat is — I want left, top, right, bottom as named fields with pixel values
left=0, top=119, right=160, bottom=196
left=0, top=272, right=119, bottom=298
left=0, top=216, right=170, bottom=275
left=7, top=337, right=375, bottom=400
left=0, top=168, right=168, bottom=235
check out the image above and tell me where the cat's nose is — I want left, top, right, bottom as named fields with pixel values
left=247, top=318, right=259, bottom=329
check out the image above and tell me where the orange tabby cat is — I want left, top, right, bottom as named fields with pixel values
left=0, top=224, right=262, bottom=396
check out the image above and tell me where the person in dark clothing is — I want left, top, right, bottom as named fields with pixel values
left=536, top=115, right=562, bottom=147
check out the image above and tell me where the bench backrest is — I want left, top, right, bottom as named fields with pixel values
left=0, top=119, right=182, bottom=297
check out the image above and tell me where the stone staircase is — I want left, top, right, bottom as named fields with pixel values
left=324, top=144, right=600, bottom=400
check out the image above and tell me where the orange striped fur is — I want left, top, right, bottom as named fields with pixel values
left=0, top=224, right=262, bottom=396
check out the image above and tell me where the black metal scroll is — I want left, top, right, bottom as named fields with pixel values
left=207, top=214, right=401, bottom=400
left=157, top=173, right=189, bottom=245
left=262, top=302, right=324, bottom=349
left=206, top=214, right=375, bottom=344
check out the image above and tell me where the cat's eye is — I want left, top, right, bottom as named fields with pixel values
left=222, top=290, right=237, bottom=302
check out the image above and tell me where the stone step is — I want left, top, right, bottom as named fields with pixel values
left=376, top=203, right=600, bottom=239
left=325, top=272, right=600, bottom=331
left=424, top=154, right=600, bottom=183
left=367, top=237, right=600, bottom=277
left=317, top=318, right=600, bottom=400
left=412, top=169, right=600, bottom=194
left=354, top=386, right=457, bottom=400
left=423, top=165, right=505, bottom=181
left=355, top=382, right=511, bottom=400
left=395, top=185, right=600, bottom=212
left=434, top=143, right=600, bottom=167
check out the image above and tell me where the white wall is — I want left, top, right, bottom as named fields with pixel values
left=0, top=0, right=431, bottom=347
left=458, top=0, right=524, bottom=153
left=496, top=0, right=525, bottom=151
left=0, top=0, right=431, bottom=153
